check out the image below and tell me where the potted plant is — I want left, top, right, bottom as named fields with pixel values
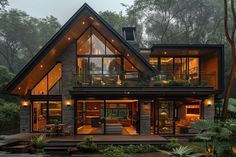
left=76, top=136, right=97, bottom=153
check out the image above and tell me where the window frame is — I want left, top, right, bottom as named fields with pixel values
left=31, top=62, right=62, bottom=95
left=76, top=25, right=141, bottom=84
left=32, top=100, right=62, bottom=132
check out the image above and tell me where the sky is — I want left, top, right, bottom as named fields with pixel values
left=7, top=0, right=134, bottom=24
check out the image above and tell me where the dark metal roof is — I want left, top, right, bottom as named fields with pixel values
left=5, top=3, right=156, bottom=93
left=151, top=44, right=224, bottom=51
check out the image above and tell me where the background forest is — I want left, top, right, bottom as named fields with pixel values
left=0, top=0, right=234, bottom=134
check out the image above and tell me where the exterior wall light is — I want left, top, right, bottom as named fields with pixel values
left=204, top=97, right=214, bottom=107
left=65, top=99, right=73, bottom=107
left=21, top=100, right=29, bottom=107
left=206, top=99, right=212, bottom=107
left=232, top=147, right=236, bottom=154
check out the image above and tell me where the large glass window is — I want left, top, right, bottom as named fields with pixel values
left=151, top=100, right=202, bottom=135
left=105, top=100, right=139, bottom=135
left=160, top=58, right=173, bottom=74
left=76, top=100, right=139, bottom=135
left=32, top=63, right=62, bottom=95
left=33, top=101, right=47, bottom=132
left=77, top=26, right=140, bottom=86
left=175, top=101, right=201, bottom=134
left=77, top=29, right=91, bottom=55
left=77, top=100, right=105, bottom=134
left=189, top=58, right=199, bottom=79
left=90, top=58, right=102, bottom=74
left=48, top=101, right=62, bottom=124
left=32, top=101, right=62, bottom=132
left=32, top=77, right=48, bottom=95
left=150, top=57, right=200, bottom=84
left=174, top=58, right=187, bottom=80
left=92, top=29, right=105, bottom=55
left=158, top=101, right=174, bottom=134
left=149, top=57, right=158, bottom=69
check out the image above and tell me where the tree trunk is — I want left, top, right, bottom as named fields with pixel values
left=223, top=0, right=236, bottom=120
left=222, top=58, right=236, bottom=120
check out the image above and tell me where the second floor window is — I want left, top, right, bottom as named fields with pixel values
left=31, top=63, right=62, bottom=95
left=77, top=26, right=139, bottom=86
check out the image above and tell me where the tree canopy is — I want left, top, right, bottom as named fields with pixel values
left=0, top=1, right=61, bottom=73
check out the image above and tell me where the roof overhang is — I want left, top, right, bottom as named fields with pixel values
left=5, top=3, right=156, bottom=96
left=70, top=87, right=215, bottom=99
left=151, top=44, right=224, bottom=57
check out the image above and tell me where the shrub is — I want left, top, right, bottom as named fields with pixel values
left=0, top=100, right=20, bottom=135
left=32, top=134, right=45, bottom=149
left=101, top=145, right=125, bottom=157
left=123, top=144, right=158, bottom=154
left=76, top=136, right=97, bottom=153
left=165, top=138, right=181, bottom=150
left=161, top=146, right=205, bottom=157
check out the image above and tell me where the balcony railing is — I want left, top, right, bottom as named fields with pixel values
left=71, top=73, right=216, bottom=88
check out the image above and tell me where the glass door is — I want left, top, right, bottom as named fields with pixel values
left=77, top=100, right=105, bottom=134
left=155, top=101, right=174, bottom=134
left=32, top=101, right=62, bottom=132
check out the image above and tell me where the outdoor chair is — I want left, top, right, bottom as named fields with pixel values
left=63, top=124, right=72, bottom=136
left=44, top=124, right=56, bottom=136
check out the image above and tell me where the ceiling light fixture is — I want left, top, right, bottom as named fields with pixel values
left=111, top=39, right=114, bottom=42
left=68, top=37, right=71, bottom=41
left=82, top=21, right=85, bottom=25
left=40, top=65, right=43, bottom=68
left=89, top=16, right=94, bottom=20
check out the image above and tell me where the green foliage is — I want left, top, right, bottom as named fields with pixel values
left=99, top=11, right=128, bottom=35
left=101, top=144, right=159, bottom=157
left=191, top=120, right=235, bottom=156
left=127, top=0, right=224, bottom=45
left=123, top=144, right=158, bottom=154
left=76, top=136, right=97, bottom=153
left=162, top=146, right=204, bottom=157
left=165, top=138, right=181, bottom=150
left=0, top=65, right=14, bottom=85
left=32, top=134, right=45, bottom=149
left=228, top=98, right=236, bottom=113
left=0, top=7, right=61, bottom=73
left=101, top=145, right=125, bottom=157
left=0, top=98, right=19, bottom=134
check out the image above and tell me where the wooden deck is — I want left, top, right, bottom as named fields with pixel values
left=47, top=135, right=168, bottom=144
left=1, top=134, right=169, bottom=153
left=44, top=135, right=169, bottom=152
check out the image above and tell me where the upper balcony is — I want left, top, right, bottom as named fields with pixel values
left=71, top=72, right=215, bottom=88
left=73, top=44, right=223, bottom=92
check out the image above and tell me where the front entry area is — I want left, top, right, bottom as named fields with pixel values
left=76, top=100, right=139, bottom=135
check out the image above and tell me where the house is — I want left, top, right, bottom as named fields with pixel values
left=6, top=3, right=224, bottom=136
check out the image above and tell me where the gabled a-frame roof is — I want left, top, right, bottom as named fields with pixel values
left=6, top=3, right=156, bottom=94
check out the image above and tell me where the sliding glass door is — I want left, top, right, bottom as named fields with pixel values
left=32, top=101, right=62, bottom=132
left=76, top=99, right=139, bottom=135
left=77, top=100, right=105, bottom=134
left=152, top=100, right=174, bottom=135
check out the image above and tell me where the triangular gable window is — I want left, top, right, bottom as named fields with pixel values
left=77, top=26, right=140, bottom=86
left=77, top=27, right=120, bottom=56
left=32, top=63, right=62, bottom=95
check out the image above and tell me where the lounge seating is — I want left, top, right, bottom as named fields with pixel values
left=105, top=123, right=122, bottom=134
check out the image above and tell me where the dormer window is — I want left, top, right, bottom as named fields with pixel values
left=122, top=27, right=136, bottom=41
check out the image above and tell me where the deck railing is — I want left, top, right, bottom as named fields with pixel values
left=71, top=73, right=216, bottom=88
